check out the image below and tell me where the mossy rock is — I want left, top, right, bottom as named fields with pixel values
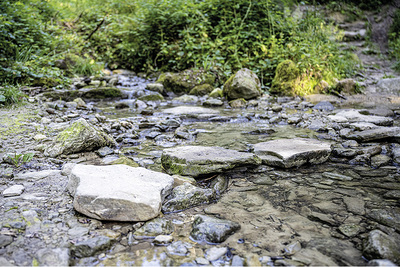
left=138, top=93, right=164, bottom=102
left=81, top=87, right=123, bottom=99
left=189, top=84, right=214, bottom=96
left=223, top=68, right=262, bottom=100
left=41, top=87, right=123, bottom=101
left=44, top=118, right=116, bottom=157
left=156, top=69, right=215, bottom=95
left=270, top=60, right=299, bottom=96
left=209, top=88, right=223, bottom=98
left=229, top=98, right=247, bottom=108
left=109, top=157, right=139, bottom=168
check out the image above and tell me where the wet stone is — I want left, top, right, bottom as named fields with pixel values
left=36, top=248, right=70, bottom=266
left=162, top=106, right=218, bottom=115
left=313, top=101, right=335, bottom=112
left=161, top=145, right=261, bottom=177
left=67, top=164, right=174, bottom=221
left=367, top=259, right=398, bottom=266
left=370, top=154, right=391, bottom=168
left=334, top=110, right=393, bottom=126
left=153, top=235, right=173, bottom=245
left=367, top=209, right=400, bottom=231
left=347, top=127, right=400, bottom=142
left=338, top=224, right=361, bottom=237
left=162, top=182, right=215, bottom=212
left=253, top=138, right=331, bottom=168
left=96, top=146, right=114, bottom=157
left=205, top=247, right=228, bottom=261
left=167, top=241, right=192, bottom=256
left=133, top=218, right=174, bottom=237
left=363, top=230, right=400, bottom=264
left=0, top=235, right=13, bottom=248
left=190, top=215, right=240, bottom=244
left=72, top=236, right=112, bottom=258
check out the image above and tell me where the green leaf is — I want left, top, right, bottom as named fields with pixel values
left=0, top=95, right=5, bottom=102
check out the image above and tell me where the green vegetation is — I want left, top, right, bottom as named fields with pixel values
left=2, top=0, right=386, bottom=99
left=7, top=152, right=35, bottom=167
left=389, top=9, right=400, bottom=71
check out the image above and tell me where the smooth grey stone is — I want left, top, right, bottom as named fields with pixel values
left=162, top=183, right=215, bottom=213
left=162, top=106, right=218, bottom=115
left=205, top=247, right=228, bottom=261
left=253, top=138, right=331, bottom=168
left=313, top=101, right=335, bottom=111
left=335, top=110, right=393, bottom=126
left=190, top=215, right=240, bottom=244
left=347, top=127, right=400, bottom=142
left=72, top=236, right=112, bottom=258
left=0, top=235, right=13, bottom=248
left=133, top=218, right=174, bottom=237
left=161, top=145, right=261, bottom=177
left=363, top=230, right=400, bottom=264
left=367, top=259, right=398, bottom=266
left=2, top=185, right=25, bottom=197
left=36, top=248, right=70, bottom=266
left=67, top=164, right=174, bottom=221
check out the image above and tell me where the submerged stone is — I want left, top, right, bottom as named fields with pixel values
left=162, top=182, right=215, bottom=212
left=252, top=138, right=331, bottom=168
left=36, top=248, right=70, bottom=266
left=72, top=236, right=112, bottom=258
left=190, top=215, right=240, bottom=244
left=161, top=145, right=261, bottom=177
left=133, top=218, right=174, bottom=237
left=162, top=106, right=219, bottom=116
left=67, top=164, right=174, bottom=221
left=44, top=118, right=116, bottom=157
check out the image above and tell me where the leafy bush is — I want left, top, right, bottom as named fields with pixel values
left=389, top=9, right=400, bottom=71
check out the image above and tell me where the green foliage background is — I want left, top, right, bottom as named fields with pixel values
left=2, top=0, right=396, bottom=103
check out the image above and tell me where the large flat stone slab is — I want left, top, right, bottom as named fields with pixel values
left=162, top=106, right=219, bottom=115
left=161, top=146, right=261, bottom=177
left=334, top=110, right=393, bottom=126
left=252, top=138, right=331, bottom=168
left=67, top=164, right=174, bottom=221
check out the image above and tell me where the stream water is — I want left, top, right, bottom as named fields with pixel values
left=83, top=74, right=400, bottom=266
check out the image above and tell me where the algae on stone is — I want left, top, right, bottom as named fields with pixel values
left=189, top=84, right=214, bottom=96
left=270, top=60, right=299, bottom=96
left=223, top=68, right=262, bottom=100
left=44, top=118, right=116, bottom=157
left=156, top=70, right=215, bottom=94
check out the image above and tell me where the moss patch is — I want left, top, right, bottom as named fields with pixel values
left=270, top=60, right=300, bottom=96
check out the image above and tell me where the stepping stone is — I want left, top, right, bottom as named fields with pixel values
left=252, top=138, right=331, bottom=168
left=162, top=106, right=219, bottom=115
left=67, top=164, right=174, bottom=221
left=161, top=146, right=261, bottom=177
left=334, top=110, right=393, bottom=126
left=347, top=127, right=400, bottom=142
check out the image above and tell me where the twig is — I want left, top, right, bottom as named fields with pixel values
left=86, top=16, right=106, bottom=40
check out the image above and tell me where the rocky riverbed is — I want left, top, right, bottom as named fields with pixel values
left=1, top=9, right=400, bottom=267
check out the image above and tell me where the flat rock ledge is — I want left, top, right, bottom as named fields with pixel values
left=161, top=146, right=262, bottom=177
left=253, top=138, right=331, bottom=168
left=67, top=164, right=174, bottom=222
